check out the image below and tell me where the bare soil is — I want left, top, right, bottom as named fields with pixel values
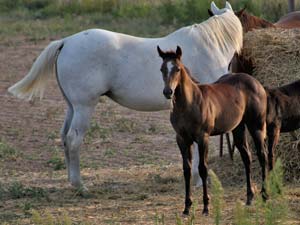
left=0, top=38, right=299, bottom=224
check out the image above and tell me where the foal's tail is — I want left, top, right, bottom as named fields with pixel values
left=8, top=40, right=64, bottom=100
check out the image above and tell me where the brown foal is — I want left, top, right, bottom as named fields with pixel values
left=157, top=46, right=268, bottom=215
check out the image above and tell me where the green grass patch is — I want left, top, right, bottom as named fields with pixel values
left=0, top=140, right=20, bottom=160
left=47, top=147, right=65, bottom=171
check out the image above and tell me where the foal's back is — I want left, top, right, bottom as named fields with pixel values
left=199, top=73, right=267, bottom=135
left=214, top=73, right=265, bottom=96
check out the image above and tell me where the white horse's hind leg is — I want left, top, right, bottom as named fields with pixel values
left=61, top=106, right=74, bottom=181
left=65, top=105, right=95, bottom=190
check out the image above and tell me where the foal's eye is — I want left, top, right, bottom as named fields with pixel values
left=175, top=67, right=180, bottom=72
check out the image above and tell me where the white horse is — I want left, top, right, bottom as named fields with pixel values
left=8, top=2, right=242, bottom=190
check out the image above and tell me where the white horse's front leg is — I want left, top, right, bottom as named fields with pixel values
left=192, top=143, right=203, bottom=187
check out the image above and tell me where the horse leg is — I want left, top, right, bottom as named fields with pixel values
left=232, top=123, right=254, bottom=205
left=176, top=135, right=193, bottom=215
left=267, top=125, right=280, bottom=171
left=65, top=105, right=95, bottom=191
left=61, top=106, right=74, bottom=181
left=197, top=133, right=209, bottom=215
left=226, top=133, right=235, bottom=160
left=248, top=123, right=268, bottom=200
left=219, top=134, right=223, bottom=157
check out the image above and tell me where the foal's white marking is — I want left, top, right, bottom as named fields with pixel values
left=166, top=61, right=173, bottom=78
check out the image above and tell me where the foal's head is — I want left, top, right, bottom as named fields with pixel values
left=157, top=46, right=183, bottom=99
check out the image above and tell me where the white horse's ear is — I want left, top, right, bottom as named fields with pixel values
left=225, top=1, right=233, bottom=11
left=211, top=1, right=220, bottom=15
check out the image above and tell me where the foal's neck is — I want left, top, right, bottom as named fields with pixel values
left=174, top=68, right=199, bottom=108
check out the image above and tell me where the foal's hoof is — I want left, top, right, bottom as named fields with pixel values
left=246, top=193, right=254, bottom=205
left=202, top=208, right=209, bottom=216
left=182, top=200, right=192, bottom=215
left=182, top=209, right=190, bottom=215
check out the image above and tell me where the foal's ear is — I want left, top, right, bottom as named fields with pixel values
left=235, top=6, right=246, bottom=17
left=208, top=9, right=214, bottom=17
left=176, top=46, right=182, bottom=59
left=157, top=46, right=165, bottom=59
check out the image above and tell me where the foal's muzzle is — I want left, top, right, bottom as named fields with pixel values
left=163, top=87, right=173, bottom=99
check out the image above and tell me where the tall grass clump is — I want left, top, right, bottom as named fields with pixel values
left=233, top=159, right=288, bottom=225
left=0, top=140, right=19, bottom=160
left=30, top=209, right=72, bottom=225
left=209, top=170, right=224, bottom=225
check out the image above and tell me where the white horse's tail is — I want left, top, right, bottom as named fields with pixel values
left=8, top=40, right=64, bottom=100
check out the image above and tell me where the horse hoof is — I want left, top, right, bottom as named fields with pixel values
left=246, top=199, right=252, bottom=206
left=182, top=209, right=190, bottom=215
left=202, top=208, right=209, bottom=216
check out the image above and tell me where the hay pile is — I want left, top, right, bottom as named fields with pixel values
left=242, top=28, right=300, bottom=183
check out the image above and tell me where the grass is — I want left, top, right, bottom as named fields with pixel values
left=0, top=140, right=20, bottom=160
left=1, top=0, right=298, bottom=43
left=46, top=147, right=65, bottom=171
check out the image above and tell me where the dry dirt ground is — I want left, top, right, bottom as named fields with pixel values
left=0, top=38, right=299, bottom=224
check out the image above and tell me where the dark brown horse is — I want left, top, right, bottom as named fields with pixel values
left=157, top=46, right=268, bottom=215
left=266, top=80, right=300, bottom=170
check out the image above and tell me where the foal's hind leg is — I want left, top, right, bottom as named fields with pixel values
left=61, top=106, right=74, bottom=181
left=232, top=123, right=254, bottom=205
left=248, top=123, right=268, bottom=200
left=267, top=125, right=280, bottom=171
left=65, top=105, right=95, bottom=190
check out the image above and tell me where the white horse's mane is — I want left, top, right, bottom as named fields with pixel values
left=187, top=10, right=243, bottom=56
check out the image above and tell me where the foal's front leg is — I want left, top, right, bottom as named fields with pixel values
left=197, top=133, right=210, bottom=215
left=176, top=135, right=193, bottom=215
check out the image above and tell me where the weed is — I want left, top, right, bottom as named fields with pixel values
left=104, top=148, right=117, bottom=157
left=86, top=121, right=111, bottom=143
left=0, top=182, right=5, bottom=200
left=47, top=155, right=65, bottom=170
left=209, top=170, right=224, bottom=225
left=7, top=181, right=48, bottom=199
left=0, top=140, right=19, bottom=160
left=47, top=146, right=65, bottom=170
left=23, top=201, right=33, bottom=215
left=30, top=209, right=72, bottom=225
left=8, top=181, right=25, bottom=199
left=47, top=131, right=58, bottom=141
left=155, top=213, right=165, bottom=225
left=233, top=159, right=288, bottom=225
left=115, top=118, right=137, bottom=133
